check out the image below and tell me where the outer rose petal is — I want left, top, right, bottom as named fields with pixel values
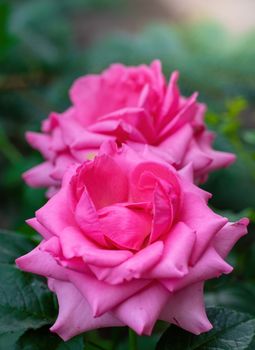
left=213, top=218, right=249, bottom=258
left=160, top=282, right=212, bottom=335
left=162, top=247, right=233, bottom=292
left=25, top=131, right=53, bottom=159
left=180, top=191, right=228, bottom=264
left=36, top=184, right=76, bottom=236
left=49, top=279, right=123, bottom=341
left=26, top=217, right=52, bottom=240
left=113, top=283, right=169, bottom=335
left=15, top=245, right=68, bottom=281
left=145, top=222, right=196, bottom=279
left=182, top=139, right=213, bottom=174
left=197, top=131, right=236, bottom=175
left=67, top=270, right=150, bottom=317
left=23, top=161, right=57, bottom=188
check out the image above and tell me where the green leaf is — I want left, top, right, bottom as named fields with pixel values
left=0, top=264, right=56, bottom=334
left=0, top=331, right=25, bottom=350
left=15, top=326, right=84, bottom=350
left=156, top=307, right=255, bottom=350
left=0, top=230, right=35, bottom=264
left=0, top=230, right=85, bottom=349
left=0, top=230, right=56, bottom=335
left=206, top=283, right=255, bottom=317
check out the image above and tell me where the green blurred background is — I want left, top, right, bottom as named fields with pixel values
left=1, top=1, right=255, bottom=348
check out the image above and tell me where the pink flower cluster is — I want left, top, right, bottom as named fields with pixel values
left=17, top=61, right=248, bottom=341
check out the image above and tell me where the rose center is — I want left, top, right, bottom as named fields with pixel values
left=97, top=204, right=152, bottom=251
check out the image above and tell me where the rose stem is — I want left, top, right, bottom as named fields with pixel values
left=128, top=328, right=138, bottom=350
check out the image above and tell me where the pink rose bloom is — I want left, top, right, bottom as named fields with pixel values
left=16, top=142, right=248, bottom=341
left=23, top=61, right=235, bottom=197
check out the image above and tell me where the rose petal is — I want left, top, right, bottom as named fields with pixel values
left=96, top=107, right=156, bottom=143
left=49, top=279, right=123, bottom=341
left=75, top=189, right=107, bottom=247
left=158, top=124, right=193, bottom=165
left=197, top=131, right=236, bottom=176
left=23, top=162, right=57, bottom=188
left=160, top=282, right=212, bottom=335
left=59, top=226, right=133, bottom=267
left=149, top=180, right=175, bottom=243
left=26, top=217, right=52, bottom=240
left=162, top=246, right=233, bottom=292
left=113, top=283, right=169, bottom=335
left=36, top=184, right=76, bottom=236
left=146, top=222, right=196, bottom=279
left=91, top=241, right=164, bottom=284
left=67, top=270, right=150, bottom=316
left=159, top=92, right=198, bottom=141
left=213, top=218, right=249, bottom=258
left=15, top=244, right=68, bottom=281
left=25, top=131, right=53, bottom=159
left=178, top=163, right=194, bottom=183
left=78, top=154, right=129, bottom=210
left=50, top=154, right=76, bottom=181
left=159, top=70, right=179, bottom=126
left=99, top=203, right=151, bottom=250
left=181, top=191, right=228, bottom=264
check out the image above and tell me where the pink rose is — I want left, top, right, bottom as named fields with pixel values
left=23, top=61, right=235, bottom=197
left=16, top=142, right=248, bottom=340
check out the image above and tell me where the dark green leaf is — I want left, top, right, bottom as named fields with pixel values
left=206, top=283, right=255, bottom=317
left=0, top=230, right=56, bottom=335
left=0, top=230, right=35, bottom=264
left=0, top=264, right=56, bottom=334
left=16, top=326, right=84, bottom=350
left=0, top=331, right=25, bottom=350
left=156, top=307, right=255, bottom=350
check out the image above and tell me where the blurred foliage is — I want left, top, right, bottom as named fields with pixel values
left=0, top=0, right=255, bottom=348
left=204, top=97, right=255, bottom=212
left=86, top=24, right=255, bottom=110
